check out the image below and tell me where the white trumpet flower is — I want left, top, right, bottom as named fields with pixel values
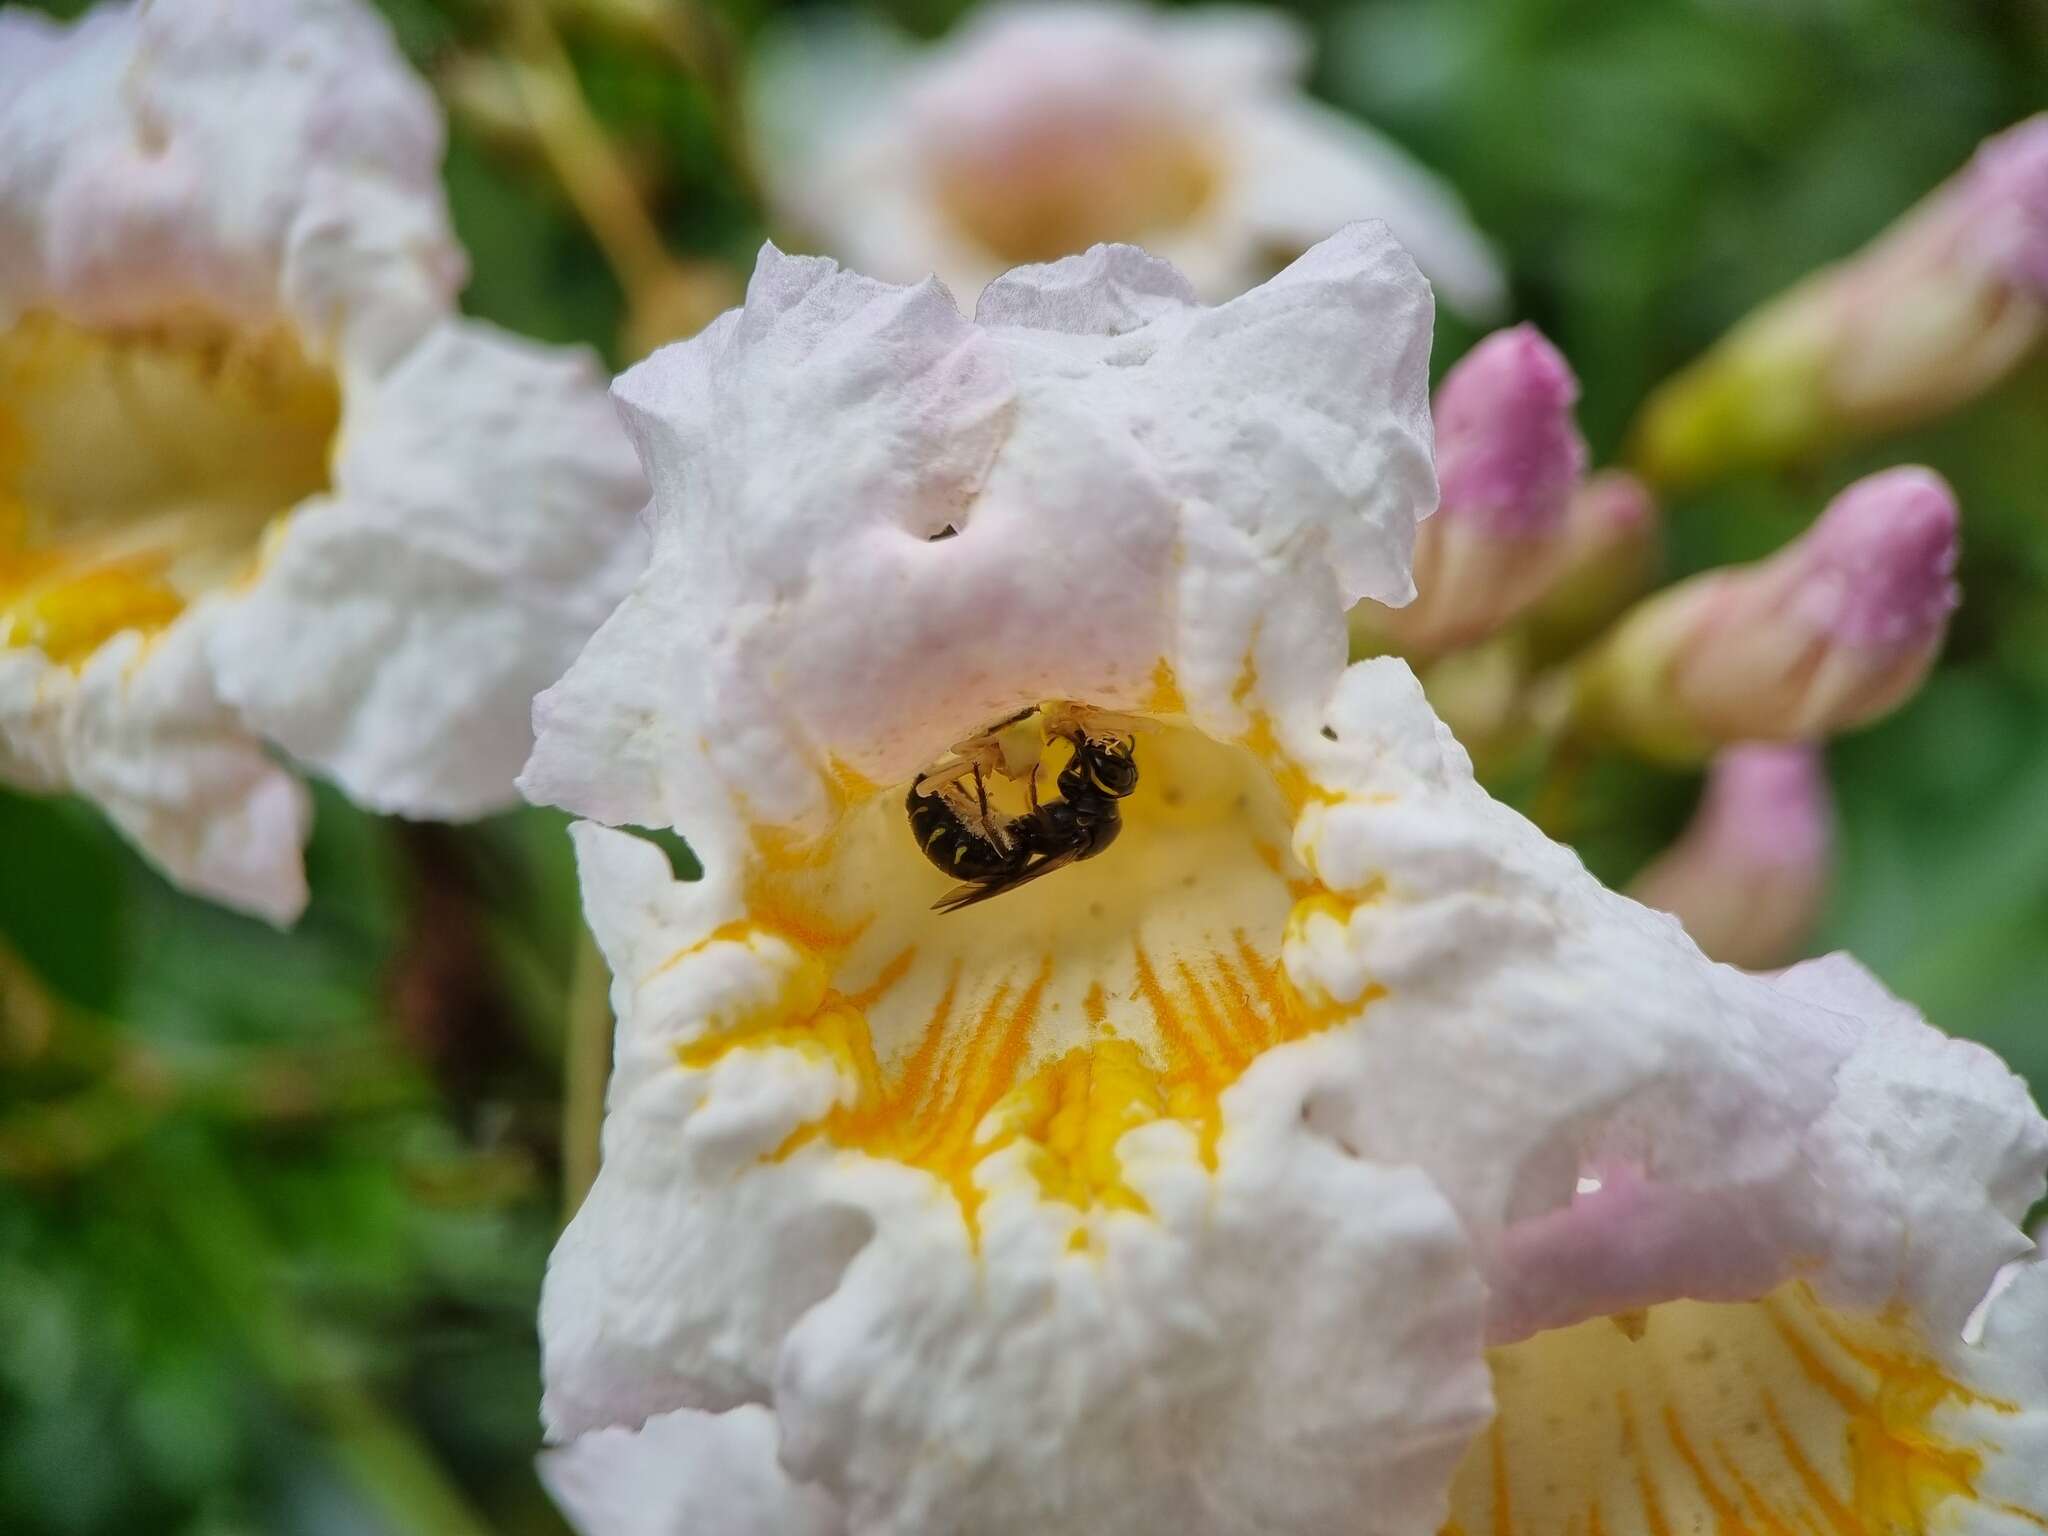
left=753, top=1, right=1505, bottom=316
left=529, top=231, right=2048, bottom=1536
left=0, top=0, right=646, bottom=921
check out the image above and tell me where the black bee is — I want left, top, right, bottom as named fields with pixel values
left=907, top=729, right=1139, bottom=912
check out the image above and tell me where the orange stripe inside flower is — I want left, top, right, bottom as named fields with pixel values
left=0, top=309, right=338, bottom=665
left=1450, top=1283, right=2039, bottom=1536
left=666, top=692, right=1387, bottom=1241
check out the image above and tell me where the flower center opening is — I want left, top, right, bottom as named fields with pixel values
left=679, top=709, right=1360, bottom=1239
left=1453, top=1284, right=2024, bottom=1536
left=921, top=102, right=1219, bottom=267
left=0, top=309, right=340, bottom=664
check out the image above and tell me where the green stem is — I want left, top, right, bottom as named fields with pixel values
left=506, top=0, right=683, bottom=304
left=308, top=1378, right=505, bottom=1536
left=640, top=1, right=766, bottom=215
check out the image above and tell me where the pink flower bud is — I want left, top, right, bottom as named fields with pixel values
left=1435, top=324, right=1588, bottom=536
left=1961, top=114, right=2048, bottom=299
left=1574, top=467, right=1958, bottom=759
left=1523, top=470, right=1661, bottom=655
left=1634, top=113, right=2048, bottom=489
left=1365, top=326, right=1588, bottom=657
left=1561, top=468, right=1656, bottom=549
left=1784, top=466, right=1961, bottom=649
left=1629, top=744, right=1833, bottom=970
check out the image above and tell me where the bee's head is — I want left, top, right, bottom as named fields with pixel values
left=1081, top=734, right=1139, bottom=798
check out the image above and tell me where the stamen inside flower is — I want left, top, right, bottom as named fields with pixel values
left=0, top=310, right=340, bottom=664
left=1451, top=1284, right=2029, bottom=1536
left=672, top=696, right=1375, bottom=1241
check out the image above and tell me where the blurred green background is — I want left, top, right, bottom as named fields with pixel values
left=3, top=0, right=2045, bottom=1531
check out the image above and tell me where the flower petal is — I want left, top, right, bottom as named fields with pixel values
left=973, top=241, right=1199, bottom=335
left=547, top=645, right=2048, bottom=1529
left=1224, top=98, right=1506, bottom=320
left=1158, top=4, right=1312, bottom=94
left=1305, top=664, right=2045, bottom=1349
left=547, top=824, right=1494, bottom=1536
left=1770, top=954, right=2048, bottom=1335
left=0, top=647, right=64, bottom=791
left=1, top=620, right=308, bottom=924
left=1452, top=1275, right=2048, bottom=1536
left=1961, top=1252, right=2048, bottom=1514
left=0, top=0, right=463, bottom=375
left=525, top=227, right=1434, bottom=831
left=535, top=232, right=2044, bottom=1536
left=540, top=1405, right=843, bottom=1536
left=750, top=1, right=1502, bottom=314
left=206, top=319, right=648, bottom=820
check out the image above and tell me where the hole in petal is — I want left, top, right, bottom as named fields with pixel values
left=621, top=825, right=705, bottom=882
left=0, top=309, right=339, bottom=664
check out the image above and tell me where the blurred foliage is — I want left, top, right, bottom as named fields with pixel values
left=4, top=0, right=2047, bottom=1531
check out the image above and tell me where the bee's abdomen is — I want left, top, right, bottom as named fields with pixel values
left=906, top=785, right=1023, bottom=881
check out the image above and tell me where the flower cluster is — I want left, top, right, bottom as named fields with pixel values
left=523, top=232, right=2048, bottom=1536
left=1348, top=318, right=1962, bottom=968
left=0, top=0, right=647, bottom=922
left=6, top=2, right=2045, bottom=1533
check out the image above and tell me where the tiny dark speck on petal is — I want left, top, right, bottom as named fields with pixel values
left=928, top=524, right=960, bottom=542
left=1320, top=725, right=1338, bottom=741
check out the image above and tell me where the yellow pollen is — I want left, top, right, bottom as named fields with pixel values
left=1144, top=658, right=1188, bottom=716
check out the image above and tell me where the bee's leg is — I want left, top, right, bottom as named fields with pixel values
left=972, top=764, right=1002, bottom=844
left=1027, top=761, right=1043, bottom=813
left=914, top=755, right=979, bottom=797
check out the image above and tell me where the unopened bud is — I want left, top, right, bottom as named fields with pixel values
left=1630, top=744, right=1832, bottom=971
left=1633, top=115, right=2048, bottom=490
left=1523, top=471, right=1661, bottom=658
left=1573, top=467, right=1958, bottom=761
left=1359, top=325, right=1587, bottom=659
left=1413, top=636, right=1535, bottom=773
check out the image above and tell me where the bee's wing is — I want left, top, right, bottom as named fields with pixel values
left=931, top=846, right=1084, bottom=913
left=950, top=704, right=1041, bottom=756
left=1072, top=707, right=1155, bottom=737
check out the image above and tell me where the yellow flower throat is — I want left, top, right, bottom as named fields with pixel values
left=0, top=310, right=338, bottom=665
